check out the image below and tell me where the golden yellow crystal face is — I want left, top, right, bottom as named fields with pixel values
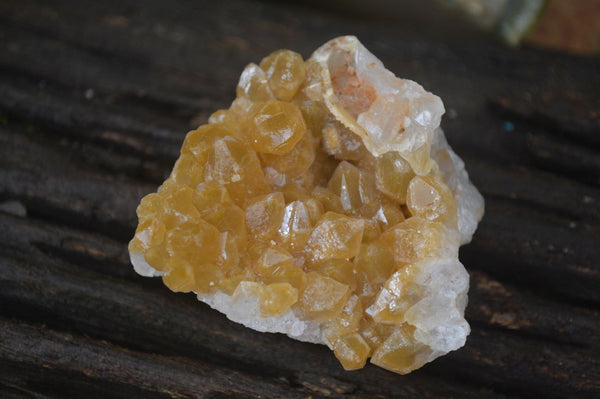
left=247, top=100, right=306, bottom=155
left=129, top=36, right=484, bottom=375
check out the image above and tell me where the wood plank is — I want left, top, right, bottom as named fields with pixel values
left=0, top=318, right=315, bottom=399
left=1, top=212, right=598, bottom=398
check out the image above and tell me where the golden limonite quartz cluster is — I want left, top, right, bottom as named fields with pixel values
left=129, top=36, right=484, bottom=374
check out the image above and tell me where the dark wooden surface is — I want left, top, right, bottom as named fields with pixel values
left=1, top=1, right=599, bottom=398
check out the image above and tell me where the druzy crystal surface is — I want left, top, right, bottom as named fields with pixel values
left=129, top=36, right=484, bottom=374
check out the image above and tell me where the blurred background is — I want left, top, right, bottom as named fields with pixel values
left=281, top=0, right=600, bottom=55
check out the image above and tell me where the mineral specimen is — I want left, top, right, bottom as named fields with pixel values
left=129, top=36, right=484, bottom=374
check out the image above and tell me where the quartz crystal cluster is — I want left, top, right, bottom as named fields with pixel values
left=129, top=36, right=484, bottom=374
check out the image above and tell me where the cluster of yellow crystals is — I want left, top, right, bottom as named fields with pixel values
left=129, top=49, right=459, bottom=374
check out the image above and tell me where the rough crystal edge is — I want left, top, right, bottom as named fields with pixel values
left=407, top=257, right=471, bottom=353
left=129, top=251, right=471, bottom=352
left=130, top=250, right=325, bottom=344
left=431, top=128, right=485, bottom=244
left=197, top=291, right=324, bottom=344
left=130, top=251, right=163, bottom=277
left=312, top=35, right=445, bottom=175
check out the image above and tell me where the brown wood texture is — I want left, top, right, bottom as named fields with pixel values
left=0, top=0, right=599, bottom=398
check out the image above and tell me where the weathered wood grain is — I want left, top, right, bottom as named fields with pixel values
left=0, top=318, right=316, bottom=399
left=0, top=0, right=599, bottom=398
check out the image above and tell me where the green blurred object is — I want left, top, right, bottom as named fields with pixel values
left=437, top=0, right=546, bottom=45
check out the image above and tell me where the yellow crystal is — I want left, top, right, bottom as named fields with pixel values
left=254, top=245, right=306, bottom=289
left=332, top=332, right=372, bottom=370
left=375, top=151, right=415, bottom=203
left=260, top=132, right=317, bottom=183
left=371, top=324, right=434, bottom=375
left=260, top=282, right=299, bottom=317
left=245, top=192, right=285, bottom=241
left=246, top=100, right=306, bottom=155
left=237, top=63, right=274, bottom=102
left=322, top=120, right=369, bottom=161
left=129, top=36, right=483, bottom=375
left=327, top=161, right=380, bottom=217
left=259, top=50, right=306, bottom=101
left=380, top=217, right=445, bottom=265
left=305, top=212, right=365, bottom=263
left=298, top=272, right=350, bottom=321
left=277, top=200, right=314, bottom=251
